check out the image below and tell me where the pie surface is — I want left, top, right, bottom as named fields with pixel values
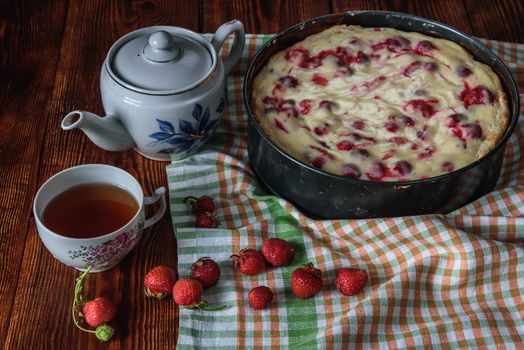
left=251, top=25, right=509, bottom=181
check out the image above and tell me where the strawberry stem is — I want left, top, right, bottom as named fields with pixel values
left=71, top=265, right=115, bottom=341
left=200, top=304, right=228, bottom=311
left=72, top=266, right=95, bottom=334
left=185, top=300, right=228, bottom=311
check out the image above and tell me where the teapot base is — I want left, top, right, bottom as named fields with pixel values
left=133, top=148, right=171, bottom=162
left=133, top=148, right=203, bottom=162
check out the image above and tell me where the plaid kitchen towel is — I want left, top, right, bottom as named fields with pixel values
left=166, top=34, right=524, bottom=349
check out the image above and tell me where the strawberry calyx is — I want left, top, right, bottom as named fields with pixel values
left=192, top=256, right=211, bottom=267
left=95, top=324, right=115, bottom=342
left=72, top=265, right=115, bottom=342
left=302, top=262, right=321, bottom=277
left=184, top=195, right=216, bottom=214
left=144, top=287, right=168, bottom=299
left=191, top=256, right=214, bottom=271
left=184, top=300, right=227, bottom=311
left=229, top=254, right=240, bottom=269
left=183, top=196, right=198, bottom=211
left=191, top=257, right=212, bottom=274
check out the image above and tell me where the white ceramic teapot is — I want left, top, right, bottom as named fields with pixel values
left=61, top=21, right=245, bottom=161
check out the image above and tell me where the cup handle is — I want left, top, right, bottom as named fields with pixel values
left=211, top=19, right=245, bottom=75
left=144, top=187, right=166, bottom=229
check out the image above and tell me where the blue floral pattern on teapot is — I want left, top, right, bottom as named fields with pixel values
left=149, top=100, right=224, bottom=154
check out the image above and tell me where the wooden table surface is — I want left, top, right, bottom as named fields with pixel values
left=1, top=0, right=522, bottom=348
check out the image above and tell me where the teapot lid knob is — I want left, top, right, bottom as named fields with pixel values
left=143, top=31, right=180, bottom=62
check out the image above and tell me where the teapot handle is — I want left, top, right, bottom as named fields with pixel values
left=211, top=20, right=245, bottom=75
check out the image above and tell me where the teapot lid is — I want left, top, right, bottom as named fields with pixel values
left=106, top=26, right=216, bottom=95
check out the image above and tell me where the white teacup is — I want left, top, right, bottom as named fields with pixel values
left=33, top=164, right=166, bottom=272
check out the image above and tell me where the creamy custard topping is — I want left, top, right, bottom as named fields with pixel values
left=252, top=25, right=509, bottom=181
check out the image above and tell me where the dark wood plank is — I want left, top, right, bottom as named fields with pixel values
left=4, top=0, right=198, bottom=348
left=201, top=0, right=332, bottom=33
left=332, top=0, right=474, bottom=35
left=0, top=0, right=67, bottom=345
left=464, top=0, right=524, bottom=42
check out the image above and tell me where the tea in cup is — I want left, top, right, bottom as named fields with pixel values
left=33, top=164, right=166, bottom=272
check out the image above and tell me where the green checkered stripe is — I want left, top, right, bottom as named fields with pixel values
left=167, top=35, right=524, bottom=348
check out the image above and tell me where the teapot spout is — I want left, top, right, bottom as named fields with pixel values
left=61, top=111, right=135, bottom=152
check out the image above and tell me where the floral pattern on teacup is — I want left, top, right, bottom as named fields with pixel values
left=149, top=101, right=223, bottom=155
left=67, top=221, right=143, bottom=267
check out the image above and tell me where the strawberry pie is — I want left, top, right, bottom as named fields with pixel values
left=251, top=25, right=509, bottom=181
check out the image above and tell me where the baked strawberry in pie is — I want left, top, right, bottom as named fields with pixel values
left=251, top=25, right=509, bottom=181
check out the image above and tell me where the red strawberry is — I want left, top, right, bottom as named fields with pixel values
left=342, top=163, right=362, bottom=178
left=262, top=238, right=295, bottom=267
left=366, top=161, right=390, bottom=181
left=385, top=36, right=410, bottom=52
left=191, top=258, right=221, bottom=288
left=248, top=286, right=273, bottom=310
left=418, top=146, right=436, bottom=160
left=414, top=40, right=437, bottom=56
left=173, top=278, right=205, bottom=307
left=442, top=161, right=455, bottom=172
left=456, top=122, right=483, bottom=140
left=298, top=99, right=312, bottom=115
left=445, top=113, right=464, bottom=127
left=456, top=65, right=472, bottom=77
left=172, top=278, right=226, bottom=311
left=144, top=265, right=177, bottom=299
left=393, top=160, right=412, bottom=176
left=403, top=99, right=437, bottom=119
left=312, top=74, right=329, bottom=86
left=402, top=61, right=422, bottom=77
left=83, top=297, right=116, bottom=328
left=279, top=75, right=299, bottom=89
left=196, top=212, right=219, bottom=228
left=335, top=268, right=368, bottom=296
left=384, top=120, right=399, bottom=133
left=284, top=47, right=311, bottom=68
left=313, top=123, right=330, bottom=136
left=459, top=84, right=494, bottom=109
left=184, top=195, right=215, bottom=214
left=231, top=249, right=266, bottom=275
left=184, top=195, right=220, bottom=228
left=311, top=156, right=325, bottom=169
left=196, top=196, right=215, bottom=213
left=291, top=263, right=323, bottom=299
left=336, top=141, right=354, bottom=151
left=319, top=100, right=333, bottom=111
left=274, top=118, right=289, bottom=133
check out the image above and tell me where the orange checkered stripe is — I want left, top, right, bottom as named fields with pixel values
left=167, top=35, right=524, bottom=348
